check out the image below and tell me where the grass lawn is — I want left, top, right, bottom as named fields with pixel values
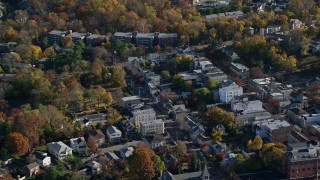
left=35, top=145, right=48, bottom=152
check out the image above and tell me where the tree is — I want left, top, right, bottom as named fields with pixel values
left=111, top=65, right=126, bottom=88
left=206, top=78, right=219, bottom=90
left=93, top=86, right=113, bottom=107
left=212, top=129, right=224, bottom=142
left=7, top=132, right=29, bottom=155
left=190, top=152, right=199, bottom=171
left=161, top=70, right=170, bottom=80
left=194, top=87, right=210, bottom=102
left=107, top=107, right=122, bottom=124
left=173, top=140, right=187, bottom=158
left=151, top=153, right=165, bottom=176
left=307, top=81, right=320, bottom=104
left=86, top=137, right=97, bottom=153
left=129, top=148, right=155, bottom=180
left=207, top=106, right=235, bottom=126
left=250, top=67, right=264, bottom=79
left=261, top=143, right=286, bottom=171
left=247, top=135, right=263, bottom=151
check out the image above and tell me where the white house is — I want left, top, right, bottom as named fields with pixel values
left=106, top=126, right=122, bottom=143
left=70, top=137, right=86, bottom=155
left=219, top=80, right=243, bottom=103
left=132, top=108, right=156, bottom=127
left=140, top=119, right=164, bottom=135
left=86, top=161, right=102, bottom=175
left=32, top=151, right=51, bottom=167
left=47, top=141, right=72, bottom=160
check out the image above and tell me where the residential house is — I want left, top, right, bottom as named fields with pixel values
left=282, top=141, right=320, bottom=179
left=47, top=141, right=72, bottom=160
left=23, top=162, right=40, bottom=177
left=223, top=153, right=237, bottom=166
left=116, top=147, right=134, bottom=160
left=70, top=137, right=86, bottom=155
left=290, top=91, right=308, bottom=109
left=196, top=134, right=213, bottom=146
left=211, top=142, right=228, bottom=154
left=145, top=135, right=165, bottom=149
left=219, top=80, right=243, bottom=103
left=186, top=117, right=205, bottom=137
left=157, top=89, right=179, bottom=106
left=144, top=70, right=161, bottom=86
left=287, top=131, right=310, bottom=144
left=86, top=161, right=102, bottom=175
left=140, top=119, right=164, bottom=135
left=202, top=67, right=228, bottom=83
left=87, top=129, right=106, bottom=147
left=122, top=96, right=144, bottom=110
left=131, top=108, right=156, bottom=127
left=29, top=151, right=51, bottom=167
left=310, top=39, right=320, bottom=54
left=230, top=62, right=249, bottom=79
left=106, top=126, right=122, bottom=143
left=287, top=108, right=308, bottom=126
left=255, top=119, right=293, bottom=142
left=68, top=31, right=86, bottom=43
left=0, top=42, right=17, bottom=53
left=172, top=104, right=188, bottom=121
left=289, top=19, right=304, bottom=30
left=266, top=25, right=282, bottom=34
left=105, top=152, right=119, bottom=168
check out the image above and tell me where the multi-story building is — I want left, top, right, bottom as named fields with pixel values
left=48, top=30, right=67, bottom=44
left=310, top=39, right=320, bottom=54
left=114, top=31, right=178, bottom=47
left=255, top=119, right=293, bottom=142
left=85, top=33, right=108, bottom=46
left=231, top=97, right=271, bottom=126
left=282, top=141, right=320, bottom=179
left=205, top=11, right=243, bottom=20
left=289, top=19, right=304, bottom=30
left=219, top=80, right=243, bottom=103
left=230, top=62, right=249, bottom=79
left=140, top=119, right=164, bottom=135
left=114, top=32, right=133, bottom=43
left=132, top=108, right=156, bottom=127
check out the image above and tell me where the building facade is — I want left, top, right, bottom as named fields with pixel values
left=140, top=119, right=164, bottom=135
left=219, top=80, right=243, bottom=103
left=132, top=108, right=156, bottom=127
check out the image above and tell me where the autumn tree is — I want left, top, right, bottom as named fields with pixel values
left=247, top=135, right=263, bottom=151
left=261, top=143, right=286, bottom=171
left=129, top=148, right=155, bottom=180
left=93, top=86, right=113, bottom=107
left=111, top=65, right=126, bottom=88
left=207, top=106, right=235, bottom=126
left=212, top=129, right=224, bottom=142
left=107, top=107, right=122, bottom=125
left=172, top=140, right=187, bottom=159
left=250, top=67, right=264, bottom=79
left=7, top=132, right=29, bottom=155
left=86, top=137, right=97, bottom=153
left=307, top=81, right=320, bottom=104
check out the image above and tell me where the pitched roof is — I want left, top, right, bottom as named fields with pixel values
left=26, top=162, right=39, bottom=170
left=47, top=141, right=72, bottom=154
left=106, top=126, right=121, bottom=135
left=88, top=129, right=105, bottom=140
left=161, top=171, right=175, bottom=180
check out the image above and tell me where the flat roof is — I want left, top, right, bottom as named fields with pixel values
left=122, top=96, right=140, bottom=101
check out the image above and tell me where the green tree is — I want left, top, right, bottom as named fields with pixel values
left=190, top=152, right=199, bottom=171
left=161, top=70, right=170, bottom=80
left=206, top=78, right=219, bottom=90
left=151, top=153, right=165, bottom=176
left=194, top=87, right=210, bottom=102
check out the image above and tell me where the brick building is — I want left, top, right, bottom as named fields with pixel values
left=282, top=141, right=320, bottom=179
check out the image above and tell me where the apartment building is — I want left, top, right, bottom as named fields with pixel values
left=140, top=119, right=164, bottom=136
left=132, top=108, right=156, bottom=127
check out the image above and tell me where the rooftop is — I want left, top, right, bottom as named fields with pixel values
left=132, top=108, right=156, bottom=116
left=122, top=96, right=140, bottom=102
